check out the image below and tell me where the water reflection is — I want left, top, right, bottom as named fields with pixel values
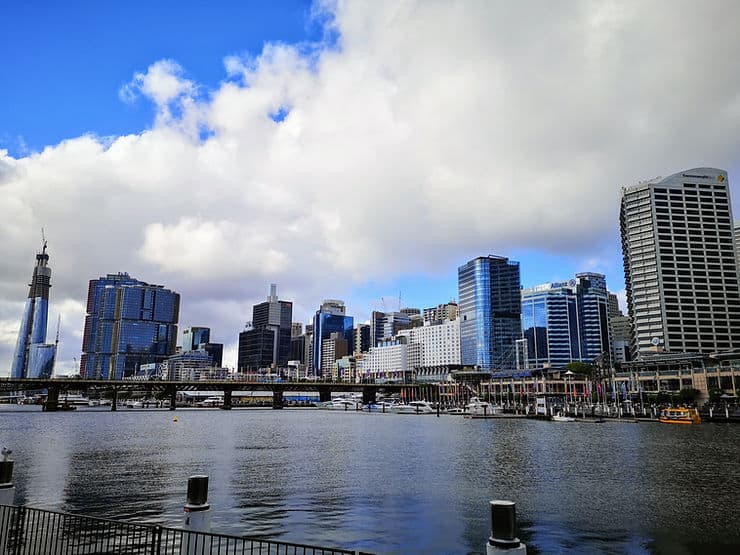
left=1, top=406, right=739, bottom=554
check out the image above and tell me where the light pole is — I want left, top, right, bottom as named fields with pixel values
left=564, top=370, right=574, bottom=413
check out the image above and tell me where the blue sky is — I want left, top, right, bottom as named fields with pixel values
left=0, top=1, right=315, bottom=156
left=2, top=1, right=740, bottom=371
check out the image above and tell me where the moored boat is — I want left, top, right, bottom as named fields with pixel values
left=392, top=400, right=435, bottom=414
left=552, top=413, right=576, bottom=422
left=659, top=407, right=701, bottom=425
left=464, top=397, right=503, bottom=417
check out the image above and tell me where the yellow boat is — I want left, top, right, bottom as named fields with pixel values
left=659, top=407, right=701, bottom=425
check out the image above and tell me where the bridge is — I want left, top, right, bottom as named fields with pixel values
left=0, top=378, right=429, bottom=411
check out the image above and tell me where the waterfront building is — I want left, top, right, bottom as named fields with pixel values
left=333, top=355, right=357, bottom=382
left=370, top=310, right=412, bottom=347
left=359, top=337, right=409, bottom=382
left=458, top=255, right=522, bottom=372
left=398, top=319, right=461, bottom=381
left=182, top=327, right=210, bottom=351
left=353, top=323, right=371, bottom=354
left=11, top=241, right=56, bottom=379
left=735, top=222, right=740, bottom=269
left=423, top=302, right=459, bottom=325
left=521, top=273, right=611, bottom=370
left=620, top=168, right=740, bottom=357
left=290, top=334, right=306, bottom=363
left=320, top=332, right=349, bottom=377
left=237, top=284, right=293, bottom=371
left=80, top=273, right=180, bottom=379
left=160, top=350, right=227, bottom=381
left=311, top=300, right=353, bottom=377
left=181, top=326, right=223, bottom=367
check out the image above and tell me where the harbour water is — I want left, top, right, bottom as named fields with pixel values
left=1, top=406, right=739, bottom=554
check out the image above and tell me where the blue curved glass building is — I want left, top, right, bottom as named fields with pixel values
left=458, top=255, right=522, bottom=372
left=11, top=242, right=56, bottom=379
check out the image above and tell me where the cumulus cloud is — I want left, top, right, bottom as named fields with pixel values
left=2, top=0, right=740, bottom=373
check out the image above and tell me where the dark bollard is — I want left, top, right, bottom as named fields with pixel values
left=182, top=475, right=211, bottom=554
left=0, top=448, right=14, bottom=553
left=484, top=404, right=488, bottom=418
left=0, top=448, right=14, bottom=506
left=487, top=500, right=526, bottom=554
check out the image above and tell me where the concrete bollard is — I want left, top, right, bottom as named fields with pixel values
left=182, top=475, right=211, bottom=555
left=486, top=500, right=526, bottom=555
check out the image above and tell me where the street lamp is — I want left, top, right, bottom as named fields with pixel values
left=564, top=370, right=575, bottom=411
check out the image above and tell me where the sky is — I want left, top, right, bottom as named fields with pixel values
left=2, top=0, right=740, bottom=375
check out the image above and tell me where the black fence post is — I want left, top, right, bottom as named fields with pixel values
left=12, top=505, right=25, bottom=555
left=150, top=524, right=162, bottom=555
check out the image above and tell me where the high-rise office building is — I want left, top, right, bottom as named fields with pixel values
left=521, top=273, right=611, bottom=370
left=181, top=326, right=223, bottom=367
left=620, top=168, right=740, bottom=357
left=370, top=311, right=412, bottom=347
left=80, top=273, right=180, bottom=379
left=353, top=323, right=371, bottom=354
left=291, top=322, right=303, bottom=337
left=182, top=327, right=210, bottom=351
left=11, top=241, right=56, bottom=379
left=311, top=300, right=353, bottom=377
left=458, top=255, right=522, bottom=372
left=423, top=302, right=459, bottom=325
left=237, top=284, right=293, bottom=371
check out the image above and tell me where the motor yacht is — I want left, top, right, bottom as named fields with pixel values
left=392, top=400, right=435, bottom=414
left=464, top=397, right=502, bottom=417
left=320, top=398, right=362, bottom=411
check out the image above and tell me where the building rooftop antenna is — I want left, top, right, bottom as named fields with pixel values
left=41, top=227, right=47, bottom=254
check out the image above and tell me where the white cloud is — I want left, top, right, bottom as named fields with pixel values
left=2, top=0, right=740, bottom=372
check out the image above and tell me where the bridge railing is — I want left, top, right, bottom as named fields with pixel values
left=0, top=504, right=372, bottom=555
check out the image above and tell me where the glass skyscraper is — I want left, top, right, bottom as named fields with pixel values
left=237, top=284, right=293, bottom=371
left=311, top=299, right=353, bottom=377
left=11, top=241, right=56, bottom=379
left=521, top=273, right=611, bottom=370
left=458, top=255, right=521, bottom=372
left=80, top=273, right=180, bottom=379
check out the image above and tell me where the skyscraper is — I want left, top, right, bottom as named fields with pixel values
left=620, top=168, right=740, bottom=357
left=11, top=241, right=56, bottom=379
left=80, top=273, right=180, bottom=379
left=237, top=284, right=293, bottom=371
left=370, top=311, right=412, bottom=347
left=458, top=255, right=521, bottom=372
left=311, top=299, right=353, bottom=377
left=521, top=273, right=611, bottom=370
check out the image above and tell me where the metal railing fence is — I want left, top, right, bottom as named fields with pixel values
left=0, top=505, right=371, bottom=555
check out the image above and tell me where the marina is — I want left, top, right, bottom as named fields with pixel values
left=2, top=405, right=739, bottom=554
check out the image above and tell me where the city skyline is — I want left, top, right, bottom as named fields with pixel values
left=3, top=1, right=740, bottom=373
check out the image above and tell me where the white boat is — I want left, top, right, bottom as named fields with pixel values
left=393, top=400, right=435, bottom=414
left=364, top=400, right=399, bottom=412
left=126, top=400, right=144, bottom=409
left=552, top=413, right=576, bottom=422
left=464, top=397, right=502, bottom=417
left=445, top=407, right=467, bottom=415
left=195, top=396, right=224, bottom=408
left=320, top=398, right=362, bottom=411
left=58, top=394, right=91, bottom=407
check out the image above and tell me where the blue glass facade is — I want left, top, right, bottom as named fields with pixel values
left=312, top=311, right=354, bottom=377
left=81, top=273, right=180, bottom=379
left=458, top=256, right=522, bottom=372
left=521, top=273, right=611, bottom=370
left=11, top=244, right=55, bottom=379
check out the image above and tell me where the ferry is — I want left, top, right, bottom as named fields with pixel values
left=659, top=407, right=701, bottom=425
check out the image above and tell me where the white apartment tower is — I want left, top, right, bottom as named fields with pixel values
left=620, top=168, right=740, bottom=357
